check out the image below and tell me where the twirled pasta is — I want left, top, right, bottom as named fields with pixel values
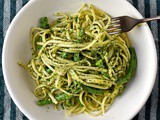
left=21, top=4, right=137, bottom=117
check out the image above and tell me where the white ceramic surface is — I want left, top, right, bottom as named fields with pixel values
left=2, top=0, right=157, bottom=120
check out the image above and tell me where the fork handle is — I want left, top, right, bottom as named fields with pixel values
left=139, top=16, right=160, bottom=23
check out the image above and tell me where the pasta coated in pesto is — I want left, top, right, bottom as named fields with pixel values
left=22, top=4, right=137, bottom=117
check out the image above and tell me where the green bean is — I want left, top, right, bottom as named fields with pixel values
left=116, top=47, right=137, bottom=84
left=37, top=99, right=52, bottom=106
left=37, top=93, right=72, bottom=106
left=36, top=83, right=103, bottom=98
left=82, top=85, right=104, bottom=95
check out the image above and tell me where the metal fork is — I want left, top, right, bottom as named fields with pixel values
left=107, top=16, right=160, bottom=35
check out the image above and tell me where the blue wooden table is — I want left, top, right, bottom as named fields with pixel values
left=0, top=0, right=159, bottom=119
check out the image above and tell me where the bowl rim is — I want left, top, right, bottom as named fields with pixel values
left=2, top=0, right=158, bottom=120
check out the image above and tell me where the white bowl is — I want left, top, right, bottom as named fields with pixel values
left=2, top=0, right=157, bottom=120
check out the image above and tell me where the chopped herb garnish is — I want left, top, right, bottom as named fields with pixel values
left=46, top=68, right=52, bottom=73
left=75, top=28, right=85, bottom=43
left=60, top=52, right=70, bottom=59
left=39, top=36, right=43, bottom=42
left=75, top=16, right=78, bottom=23
left=73, top=53, right=80, bottom=62
left=95, top=59, right=104, bottom=68
left=75, top=36, right=82, bottom=43
left=50, top=29, right=54, bottom=34
left=66, top=99, right=72, bottom=106
left=40, top=17, right=50, bottom=29
left=57, top=18, right=61, bottom=23
left=101, top=71, right=110, bottom=78
left=103, top=35, right=108, bottom=41
left=37, top=36, right=43, bottom=50
left=61, top=52, right=67, bottom=59
left=79, top=28, right=85, bottom=37
left=37, top=45, right=42, bottom=50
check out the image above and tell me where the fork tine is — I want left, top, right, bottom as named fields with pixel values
left=108, top=31, right=121, bottom=35
left=107, top=25, right=121, bottom=31
left=107, top=17, right=122, bottom=35
left=108, top=28, right=122, bottom=35
left=111, top=17, right=120, bottom=21
left=109, top=32, right=120, bottom=35
left=111, top=18, right=120, bottom=21
left=111, top=20, right=120, bottom=25
left=111, top=17, right=119, bottom=21
left=109, top=24, right=121, bottom=27
left=107, top=27, right=119, bottom=31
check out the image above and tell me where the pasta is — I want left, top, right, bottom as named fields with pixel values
left=21, top=4, right=137, bottom=116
